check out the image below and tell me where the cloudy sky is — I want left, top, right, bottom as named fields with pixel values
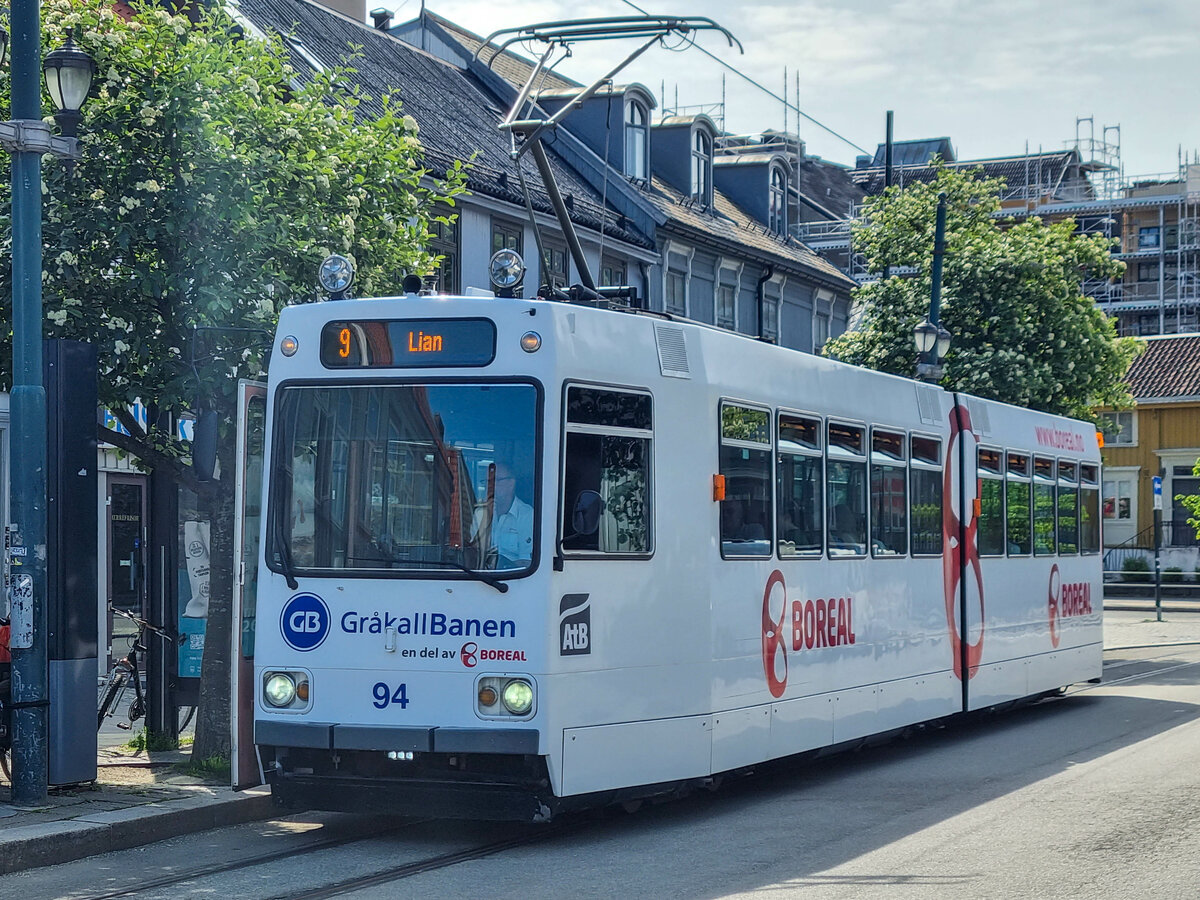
left=395, top=0, right=1197, bottom=178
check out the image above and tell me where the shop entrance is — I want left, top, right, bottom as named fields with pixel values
left=107, top=474, right=147, bottom=663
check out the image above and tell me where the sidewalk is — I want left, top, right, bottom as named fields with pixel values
left=3, top=607, right=1200, bottom=877
left=0, top=744, right=273, bottom=876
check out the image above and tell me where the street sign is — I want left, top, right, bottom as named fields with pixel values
left=1153, top=475, right=1163, bottom=511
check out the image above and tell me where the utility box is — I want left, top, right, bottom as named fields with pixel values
left=45, top=339, right=99, bottom=785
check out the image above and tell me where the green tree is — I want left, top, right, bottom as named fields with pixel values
left=0, top=2, right=465, bottom=762
left=1178, top=459, right=1200, bottom=540
left=824, top=165, right=1140, bottom=421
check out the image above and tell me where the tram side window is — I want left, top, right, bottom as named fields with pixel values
left=870, top=429, right=907, bottom=557
left=1080, top=464, right=1100, bottom=554
left=910, top=435, right=943, bottom=556
left=777, top=413, right=822, bottom=558
left=720, top=403, right=772, bottom=557
left=1006, top=452, right=1032, bottom=555
left=978, top=448, right=1005, bottom=556
left=827, top=422, right=867, bottom=557
left=1057, top=460, right=1079, bottom=554
left=1033, top=456, right=1057, bottom=556
left=561, top=386, right=653, bottom=555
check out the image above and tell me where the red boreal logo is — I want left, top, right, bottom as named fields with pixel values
left=762, top=571, right=788, bottom=698
left=944, top=407, right=985, bottom=680
left=1048, top=564, right=1093, bottom=648
left=460, top=642, right=528, bottom=667
left=760, top=570, right=857, bottom=698
left=460, top=642, right=478, bottom=668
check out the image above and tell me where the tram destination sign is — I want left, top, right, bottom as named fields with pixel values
left=320, top=318, right=496, bottom=368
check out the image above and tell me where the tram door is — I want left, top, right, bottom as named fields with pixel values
left=232, top=380, right=267, bottom=789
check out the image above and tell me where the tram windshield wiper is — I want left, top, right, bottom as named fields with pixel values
left=272, top=500, right=300, bottom=591
left=367, top=551, right=510, bottom=594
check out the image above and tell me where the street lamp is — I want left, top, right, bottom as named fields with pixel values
left=43, top=28, right=96, bottom=138
left=3, top=9, right=96, bottom=807
left=915, top=191, right=952, bottom=382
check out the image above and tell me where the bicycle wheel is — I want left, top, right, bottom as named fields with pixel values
left=97, top=668, right=130, bottom=731
left=178, top=705, right=196, bottom=731
left=0, top=747, right=9, bottom=783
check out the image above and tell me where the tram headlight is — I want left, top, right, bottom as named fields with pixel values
left=264, top=673, right=297, bottom=708
left=489, top=249, right=525, bottom=290
left=475, top=675, right=536, bottom=718
left=501, top=679, right=535, bottom=715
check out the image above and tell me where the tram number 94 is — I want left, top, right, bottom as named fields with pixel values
left=372, top=682, right=410, bottom=709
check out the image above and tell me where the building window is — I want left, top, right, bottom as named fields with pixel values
left=624, top=100, right=648, bottom=180
left=717, top=282, right=736, bottom=330
left=1137, top=262, right=1159, bottom=282
left=769, top=166, right=788, bottom=235
left=1138, top=226, right=1161, bottom=249
left=691, top=130, right=712, bottom=206
left=761, top=281, right=780, bottom=343
left=1099, top=410, right=1135, bottom=446
left=542, top=243, right=568, bottom=290
left=665, top=270, right=686, bottom=316
left=600, top=257, right=627, bottom=287
left=813, top=313, right=830, bottom=353
left=428, top=211, right=459, bottom=293
left=491, top=219, right=523, bottom=256
left=1099, top=480, right=1128, bottom=520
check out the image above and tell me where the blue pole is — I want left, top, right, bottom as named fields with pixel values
left=9, top=0, right=49, bottom=806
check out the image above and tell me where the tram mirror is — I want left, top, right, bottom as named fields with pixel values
left=572, top=491, right=604, bottom=536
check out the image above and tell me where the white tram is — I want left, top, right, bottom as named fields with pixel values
left=248, top=278, right=1102, bottom=821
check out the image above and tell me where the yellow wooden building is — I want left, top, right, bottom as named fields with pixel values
left=1099, top=333, right=1200, bottom=564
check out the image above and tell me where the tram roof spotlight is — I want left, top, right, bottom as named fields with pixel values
left=319, top=254, right=355, bottom=296
left=489, top=249, right=525, bottom=290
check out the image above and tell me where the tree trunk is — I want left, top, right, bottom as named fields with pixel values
left=191, top=415, right=238, bottom=764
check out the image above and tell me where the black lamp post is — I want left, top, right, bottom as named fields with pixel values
left=3, top=11, right=96, bottom=806
left=914, top=191, right=952, bottom=381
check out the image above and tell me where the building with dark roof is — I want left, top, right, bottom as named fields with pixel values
left=1099, top=333, right=1200, bottom=558
left=384, top=7, right=856, bottom=352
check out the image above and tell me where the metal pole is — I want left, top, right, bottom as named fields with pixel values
left=923, top=192, right=949, bottom=369
left=9, top=0, right=50, bottom=806
left=1153, top=504, right=1162, bottom=622
left=883, top=110, right=893, bottom=281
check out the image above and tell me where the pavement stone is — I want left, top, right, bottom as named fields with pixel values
left=1, top=603, right=1198, bottom=877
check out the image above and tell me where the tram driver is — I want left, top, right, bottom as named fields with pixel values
left=473, top=461, right=534, bottom=569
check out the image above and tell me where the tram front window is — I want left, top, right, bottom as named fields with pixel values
left=272, top=383, right=538, bottom=576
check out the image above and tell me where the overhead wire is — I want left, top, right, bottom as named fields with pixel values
left=616, top=0, right=871, bottom=156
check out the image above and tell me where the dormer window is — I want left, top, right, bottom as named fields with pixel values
left=769, top=165, right=788, bottom=234
left=624, top=99, right=648, bottom=180
left=691, top=130, right=712, bottom=206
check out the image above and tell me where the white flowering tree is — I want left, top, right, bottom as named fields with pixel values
left=823, top=165, right=1138, bottom=421
left=0, top=2, right=464, bottom=764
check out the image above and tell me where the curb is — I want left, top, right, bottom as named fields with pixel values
left=0, top=788, right=276, bottom=876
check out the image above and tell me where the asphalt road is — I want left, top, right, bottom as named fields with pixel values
left=7, top=642, right=1200, bottom=900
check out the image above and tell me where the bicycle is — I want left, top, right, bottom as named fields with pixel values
left=97, top=605, right=183, bottom=732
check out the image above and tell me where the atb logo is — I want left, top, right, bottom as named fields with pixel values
left=559, top=594, right=590, bottom=656
left=280, top=593, right=330, bottom=652
left=460, top=642, right=478, bottom=668
left=761, top=571, right=788, bottom=698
